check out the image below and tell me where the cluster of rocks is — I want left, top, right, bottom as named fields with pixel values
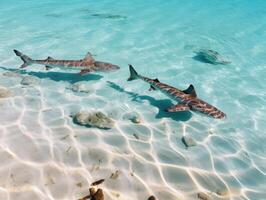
left=73, top=110, right=144, bottom=129
left=79, top=187, right=104, bottom=200
left=78, top=178, right=157, bottom=200
left=74, top=111, right=115, bottom=129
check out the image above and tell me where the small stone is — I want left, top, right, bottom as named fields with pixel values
left=123, top=112, right=141, bottom=124
left=111, top=192, right=120, bottom=198
left=131, top=116, right=141, bottom=124
left=133, top=133, right=139, bottom=140
left=147, top=196, right=156, bottom=200
left=70, top=82, right=90, bottom=93
left=182, top=136, right=197, bottom=148
left=0, top=86, right=11, bottom=98
left=2, top=71, right=21, bottom=77
left=21, top=76, right=39, bottom=85
left=74, top=111, right=114, bottom=129
left=76, top=182, right=83, bottom=187
left=91, top=179, right=105, bottom=186
left=110, top=170, right=120, bottom=180
left=197, top=192, right=210, bottom=200
left=216, top=189, right=228, bottom=196
left=91, top=188, right=104, bottom=200
left=90, top=187, right=97, bottom=196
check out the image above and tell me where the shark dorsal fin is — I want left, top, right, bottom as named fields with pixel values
left=183, top=84, right=197, bottom=98
left=45, top=56, right=55, bottom=61
left=154, top=78, right=160, bottom=82
left=83, top=52, right=95, bottom=63
left=47, top=56, right=55, bottom=60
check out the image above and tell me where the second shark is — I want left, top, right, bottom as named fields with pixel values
left=128, top=65, right=226, bottom=119
left=14, top=50, right=119, bottom=75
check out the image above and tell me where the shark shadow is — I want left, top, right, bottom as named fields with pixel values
left=107, top=81, right=192, bottom=122
left=0, top=66, right=103, bottom=84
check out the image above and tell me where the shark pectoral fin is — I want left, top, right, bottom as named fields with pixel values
left=149, top=85, right=156, bottom=91
left=183, top=84, right=197, bottom=98
left=79, top=69, right=92, bottom=75
left=165, top=104, right=191, bottom=112
left=45, top=66, right=52, bottom=70
left=83, top=52, right=95, bottom=63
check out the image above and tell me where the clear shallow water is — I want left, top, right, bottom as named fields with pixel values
left=0, top=0, right=266, bottom=199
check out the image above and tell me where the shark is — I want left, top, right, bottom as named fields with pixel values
left=127, top=65, right=226, bottom=119
left=13, top=49, right=120, bottom=75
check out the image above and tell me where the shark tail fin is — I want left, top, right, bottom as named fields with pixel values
left=13, top=49, right=33, bottom=68
left=127, top=64, right=139, bottom=81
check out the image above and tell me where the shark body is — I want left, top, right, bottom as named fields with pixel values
left=128, top=65, right=226, bottom=119
left=13, top=50, right=119, bottom=75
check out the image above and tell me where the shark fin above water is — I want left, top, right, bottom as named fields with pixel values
left=154, top=78, right=160, bottom=82
left=183, top=84, right=197, bottom=97
left=165, top=104, right=191, bottom=112
left=46, top=56, right=55, bottom=60
left=83, top=52, right=95, bottom=63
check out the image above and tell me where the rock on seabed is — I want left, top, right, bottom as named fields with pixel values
left=21, top=76, right=39, bottom=85
left=2, top=71, right=22, bottom=78
left=0, top=86, right=11, bottom=98
left=74, top=111, right=114, bottom=129
left=182, top=136, right=197, bottom=148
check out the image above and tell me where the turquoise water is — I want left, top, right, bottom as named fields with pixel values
left=0, top=0, right=265, bottom=199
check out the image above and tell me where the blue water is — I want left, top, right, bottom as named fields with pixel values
left=0, top=0, right=265, bottom=199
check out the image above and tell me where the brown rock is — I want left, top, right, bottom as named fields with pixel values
left=90, top=187, right=97, bottom=196
left=147, top=196, right=156, bottom=200
left=91, top=179, right=105, bottom=186
left=197, top=192, right=210, bottom=200
left=91, top=189, right=104, bottom=200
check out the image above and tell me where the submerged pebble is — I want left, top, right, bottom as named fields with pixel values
left=123, top=112, right=141, bottom=124
left=133, top=133, right=139, bottom=140
left=2, top=71, right=21, bottom=78
left=110, top=170, right=120, bottom=179
left=0, top=86, right=11, bottom=98
left=91, top=179, right=105, bottom=186
left=182, top=136, right=197, bottom=148
left=70, top=82, right=90, bottom=93
left=216, top=188, right=228, bottom=196
left=74, top=111, right=114, bottom=129
left=197, top=192, right=210, bottom=200
left=21, top=76, right=39, bottom=85
left=90, top=188, right=104, bottom=200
